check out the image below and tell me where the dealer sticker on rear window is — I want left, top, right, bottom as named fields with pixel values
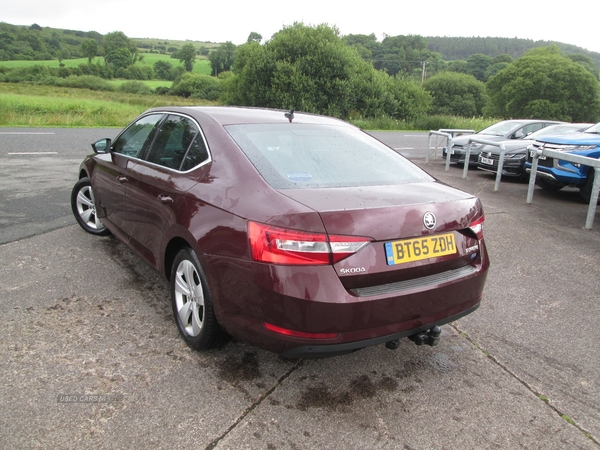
left=385, top=233, right=456, bottom=265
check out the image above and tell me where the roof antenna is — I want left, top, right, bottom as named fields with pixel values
left=284, top=109, right=294, bottom=123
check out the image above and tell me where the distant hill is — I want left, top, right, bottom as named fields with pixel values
left=426, top=36, right=600, bottom=66
left=2, top=21, right=599, bottom=69
left=0, top=22, right=220, bottom=61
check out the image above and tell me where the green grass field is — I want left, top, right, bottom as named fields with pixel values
left=0, top=82, right=215, bottom=127
left=105, top=79, right=172, bottom=89
left=0, top=58, right=90, bottom=69
left=0, top=54, right=212, bottom=76
left=0, top=81, right=495, bottom=130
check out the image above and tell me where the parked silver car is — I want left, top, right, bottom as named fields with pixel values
left=443, top=120, right=562, bottom=166
left=477, top=123, right=593, bottom=179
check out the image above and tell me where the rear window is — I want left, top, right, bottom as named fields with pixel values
left=225, top=124, right=432, bottom=189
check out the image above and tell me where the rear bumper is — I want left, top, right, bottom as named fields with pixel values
left=205, top=245, right=489, bottom=357
left=280, top=302, right=480, bottom=358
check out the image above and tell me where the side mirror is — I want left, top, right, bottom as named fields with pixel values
left=92, top=138, right=111, bottom=154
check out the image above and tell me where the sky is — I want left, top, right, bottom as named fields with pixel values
left=3, top=0, right=600, bottom=54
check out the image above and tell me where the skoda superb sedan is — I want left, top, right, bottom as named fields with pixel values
left=71, top=107, right=489, bottom=358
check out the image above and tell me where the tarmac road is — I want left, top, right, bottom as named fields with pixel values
left=0, top=128, right=599, bottom=449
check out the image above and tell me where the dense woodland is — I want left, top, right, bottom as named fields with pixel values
left=426, top=36, right=600, bottom=66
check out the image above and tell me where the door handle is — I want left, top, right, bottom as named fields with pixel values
left=159, top=195, right=173, bottom=204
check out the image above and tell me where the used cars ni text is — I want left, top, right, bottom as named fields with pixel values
left=71, top=107, right=489, bottom=358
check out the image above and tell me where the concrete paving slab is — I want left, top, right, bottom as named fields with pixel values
left=415, top=161, right=600, bottom=444
left=0, top=228, right=296, bottom=449
left=213, top=330, right=595, bottom=449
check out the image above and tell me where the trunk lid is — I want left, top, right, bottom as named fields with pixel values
left=278, top=181, right=480, bottom=240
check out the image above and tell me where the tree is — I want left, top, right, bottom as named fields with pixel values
left=486, top=46, right=600, bottom=122
left=343, top=33, right=379, bottom=63
left=223, top=23, right=431, bottom=121
left=105, top=47, right=134, bottom=71
left=81, top=38, right=98, bottom=63
left=466, top=53, right=492, bottom=81
left=492, top=54, right=513, bottom=64
left=102, top=31, right=138, bottom=70
left=484, top=62, right=509, bottom=80
left=568, top=54, right=599, bottom=78
left=102, top=31, right=136, bottom=55
left=56, top=47, right=70, bottom=67
left=208, top=41, right=236, bottom=75
left=346, top=34, right=445, bottom=79
left=154, top=60, right=176, bottom=80
left=171, top=73, right=222, bottom=99
left=246, top=32, right=262, bottom=44
left=447, top=60, right=468, bottom=74
left=176, top=43, right=197, bottom=72
left=423, top=72, right=487, bottom=116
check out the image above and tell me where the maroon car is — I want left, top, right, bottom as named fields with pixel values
left=71, top=107, right=489, bottom=358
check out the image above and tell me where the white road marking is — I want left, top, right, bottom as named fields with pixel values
left=7, top=152, right=58, bottom=155
left=0, top=132, right=55, bottom=135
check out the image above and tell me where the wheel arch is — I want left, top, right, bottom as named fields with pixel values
left=163, top=237, right=194, bottom=281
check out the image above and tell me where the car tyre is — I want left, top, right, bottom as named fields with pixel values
left=537, top=178, right=565, bottom=192
left=170, top=248, right=227, bottom=350
left=579, top=169, right=598, bottom=203
left=71, top=177, right=110, bottom=236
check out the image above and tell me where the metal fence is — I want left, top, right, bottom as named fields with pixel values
left=428, top=130, right=600, bottom=229
left=426, top=129, right=474, bottom=167
left=458, top=138, right=507, bottom=192
left=527, top=147, right=600, bottom=230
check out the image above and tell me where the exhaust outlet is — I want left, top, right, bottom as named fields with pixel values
left=385, top=339, right=400, bottom=350
left=409, top=326, right=442, bottom=347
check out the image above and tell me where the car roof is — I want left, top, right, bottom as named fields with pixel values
left=145, top=106, right=352, bottom=127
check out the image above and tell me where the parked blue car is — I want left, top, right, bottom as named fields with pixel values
left=525, top=122, right=600, bottom=200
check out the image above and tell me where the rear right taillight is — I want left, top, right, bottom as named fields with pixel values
left=248, top=221, right=371, bottom=265
left=469, top=215, right=485, bottom=240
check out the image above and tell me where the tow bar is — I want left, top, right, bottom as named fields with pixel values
left=385, top=326, right=442, bottom=350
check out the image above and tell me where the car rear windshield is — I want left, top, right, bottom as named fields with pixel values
left=225, top=124, right=432, bottom=189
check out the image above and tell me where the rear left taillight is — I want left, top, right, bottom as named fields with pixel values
left=248, top=221, right=371, bottom=265
left=469, top=215, right=485, bottom=240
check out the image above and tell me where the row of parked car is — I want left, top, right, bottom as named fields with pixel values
left=443, top=119, right=600, bottom=200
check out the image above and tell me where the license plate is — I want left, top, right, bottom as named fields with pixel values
left=385, top=233, right=457, bottom=265
left=530, top=150, right=546, bottom=160
left=480, top=157, right=494, bottom=165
